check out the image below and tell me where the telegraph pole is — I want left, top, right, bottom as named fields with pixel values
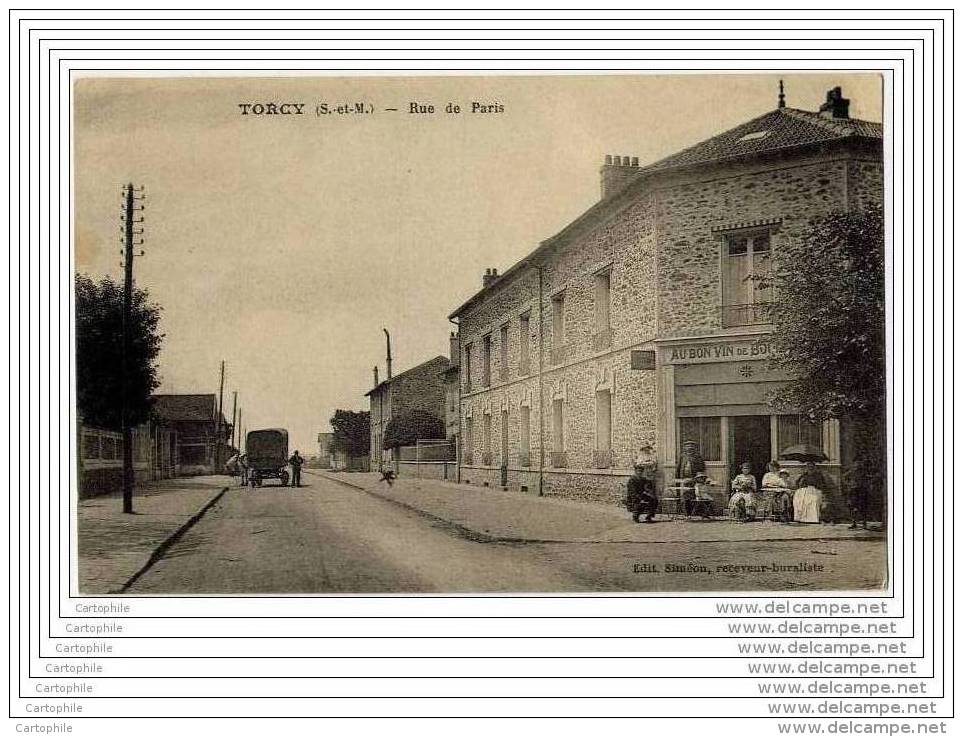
left=217, top=360, right=225, bottom=469
left=121, top=183, right=145, bottom=514
left=231, top=391, right=238, bottom=449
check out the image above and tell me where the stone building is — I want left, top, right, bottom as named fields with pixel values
left=152, top=394, right=232, bottom=476
left=367, top=355, right=451, bottom=468
left=443, top=332, right=461, bottom=445
left=448, top=86, right=883, bottom=505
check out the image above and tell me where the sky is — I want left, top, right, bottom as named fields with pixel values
left=73, top=72, right=882, bottom=455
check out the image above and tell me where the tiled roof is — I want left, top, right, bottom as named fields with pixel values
left=152, top=394, right=217, bottom=423
left=448, top=104, right=882, bottom=320
left=641, top=107, right=882, bottom=174
left=365, top=355, right=450, bottom=396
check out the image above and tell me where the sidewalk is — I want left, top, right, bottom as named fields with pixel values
left=77, top=475, right=232, bottom=594
left=318, top=470, right=885, bottom=545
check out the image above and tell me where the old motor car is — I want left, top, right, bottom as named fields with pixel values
left=246, top=428, right=289, bottom=487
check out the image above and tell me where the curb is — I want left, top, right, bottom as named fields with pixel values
left=317, top=472, right=885, bottom=546
left=112, top=486, right=230, bottom=593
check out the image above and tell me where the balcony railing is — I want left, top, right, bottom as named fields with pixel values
left=481, top=451, right=494, bottom=466
left=722, top=302, right=773, bottom=328
left=550, top=451, right=568, bottom=468
left=517, top=451, right=531, bottom=468
left=592, top=449, right=613, bottom=469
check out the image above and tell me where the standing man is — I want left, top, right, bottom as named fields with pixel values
left=238, top=453, right=248, bottom=487
left=288, top=450, right=304, bottom=488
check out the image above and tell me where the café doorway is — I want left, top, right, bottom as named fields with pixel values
left=729, top=415, right=772, bottom=488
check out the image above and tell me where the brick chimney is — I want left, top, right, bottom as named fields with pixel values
left=373, top=365, right=379, bottom=388
left=818, top=86, right=850, bottom=119
left=482, top=267, right=500, bottom=288
left=599, top=154, right=641, bottom=199
left=449, top=332, right=460, bottom=365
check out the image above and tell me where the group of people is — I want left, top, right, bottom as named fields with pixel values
left=624, top=440, right=870, bottom=528
left=728, top=460, right=827, bottom=523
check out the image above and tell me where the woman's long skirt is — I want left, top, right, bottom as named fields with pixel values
left=793, top=486, right=823, bottom=523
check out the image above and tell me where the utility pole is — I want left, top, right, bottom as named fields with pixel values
left=231, top=391, right=238, bottom=449
left=120, top=183, right=145, bottom=514
left=217, top=360, right=225, bottom=469
left=237, top=408, right=243, bottom=452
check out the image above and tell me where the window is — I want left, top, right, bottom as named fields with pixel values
left=499, top=324, right=509, bottom=381
left=551, top=293, right=566, bottom=363
left=519, top=405, right=531, bottom=462
left=464, top=417, right=474, bottom=461
left=777, top=415, right=824, bottom=455
left=519, top=313, right=531, bottom=373
left=483, top=413, right=492, bottom=454
left=482, top=334, right=492, bottom=387
left=595, top=389, right=612, bottom=451
left=464, top=344, right=473, bottom=392
left=722, top=231, right=772, bottom=327
left=594, top=270, right=611, bottom=333
left=678, top=417, right=722, bottom=461
left=552, top=398, right=565, bottom=451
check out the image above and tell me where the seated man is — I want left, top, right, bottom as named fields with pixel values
left=625, top=462, right=658, bottom=523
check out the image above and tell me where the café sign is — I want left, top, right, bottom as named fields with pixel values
left=665, top=338, right=774, bottom=365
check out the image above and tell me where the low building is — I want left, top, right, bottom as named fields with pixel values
left=77, top=419, right=177, bottom=498
left=367, top=355, right=450, bottom=469
left=316, top=432, right=334, bottom=468
left=448, top=86, right=882, bottom=505
left=152, top=394, right=232, bottom=476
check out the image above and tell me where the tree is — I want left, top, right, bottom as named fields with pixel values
left=762, top=206, right=886, bottom=505
left=75, top=274, right=163, bottom=430
left=329, top=409, right=370, bottom=456
left=764, top=206, right=885, bottom=425
left=383, top=409, right=444, bottom=449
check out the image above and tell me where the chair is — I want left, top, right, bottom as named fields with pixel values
left=659, top=479, right=691, bottom=520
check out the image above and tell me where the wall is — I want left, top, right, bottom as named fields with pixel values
left=369, top=356, right=450, bottom=467
left=389, top=356, right=449, bottom=420
left=78, top=423, right=173, bottom=498
left=655, top=152, right=881, bottom=338
left=458, top=194, right=661, bottom=501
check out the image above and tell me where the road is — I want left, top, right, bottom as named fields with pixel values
left=128, top=473, right=887, bottom=593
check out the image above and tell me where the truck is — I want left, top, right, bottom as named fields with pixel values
left=245, top=428, right=289, bottom=487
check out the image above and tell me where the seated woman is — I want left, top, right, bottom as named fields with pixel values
left=792, top=461, right=826, bottom=523
left=728, top=462, right=758, bottom=521
left=761, top=461, right=792, bottom=522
